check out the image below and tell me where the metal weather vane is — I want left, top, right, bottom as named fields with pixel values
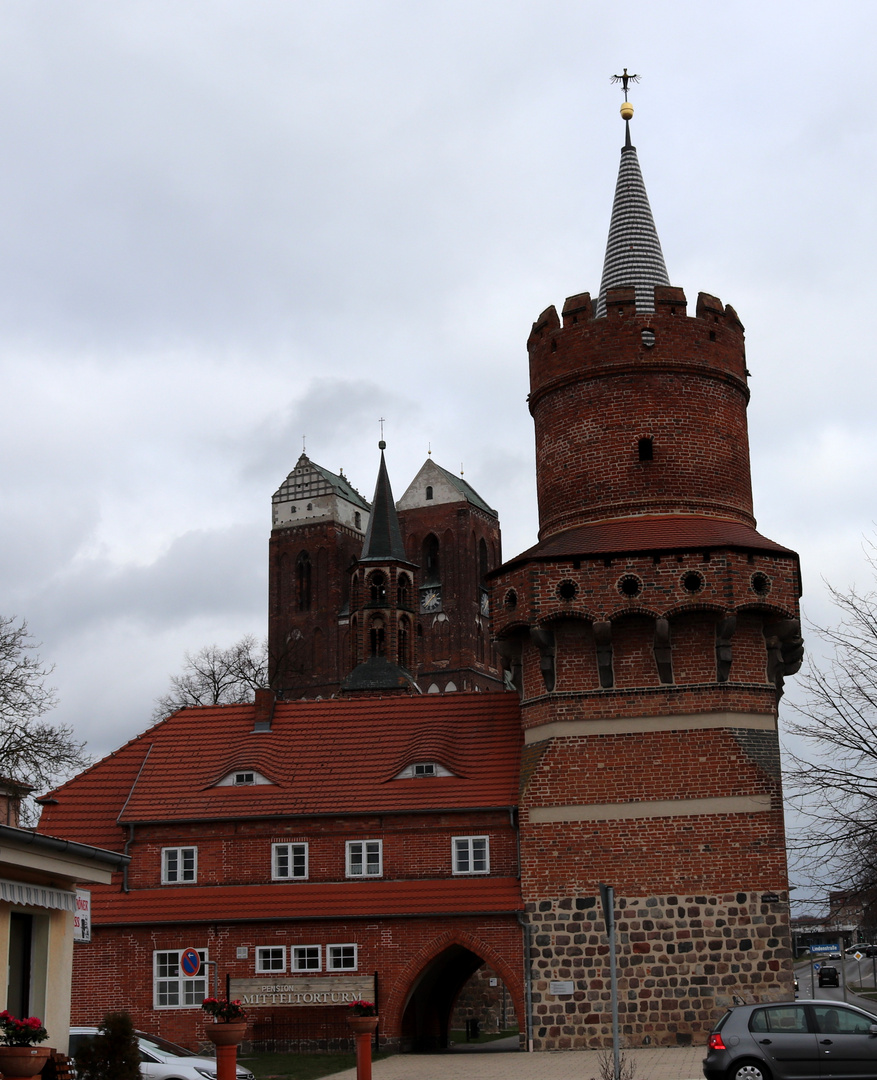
left=610, top=68, right=640, bottom=101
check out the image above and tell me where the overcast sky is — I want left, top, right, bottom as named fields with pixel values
left=2, top=2, right=874, bottom=906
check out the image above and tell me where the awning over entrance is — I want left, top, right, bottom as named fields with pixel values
left=0, top=876, right=77, bottom=911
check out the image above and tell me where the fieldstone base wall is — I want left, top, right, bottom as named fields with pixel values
left=450, top=964, right=516, bottom=1034
left=526, top=890, right=793, bottom=1049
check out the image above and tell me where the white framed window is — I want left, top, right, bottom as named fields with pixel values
left=273, top=842, right=308, bottom=880
left=291, top=945, right=322, bottom=972
left=414, top=762, right=436, bottom=776
left=346, top=840, right=382, bottom=878
left=154, top=949, right=207, bottom=1008
left=162, top=847, right=197, bottom=884
left=327, top=943, right=358, bottom=971
left=453, top=836, right=489, bottom=875
left=234, top=771, right=255, bottom=785
left=256, top=946, right=286, bottom=973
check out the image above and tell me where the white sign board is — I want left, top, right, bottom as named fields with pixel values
left=229, top=975, right=374, bottom=1008
left=550, top=980, right=574, bottom=996
left=73, top=889, right=91, bottom=942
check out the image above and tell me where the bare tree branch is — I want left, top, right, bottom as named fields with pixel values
left=786, top=539, right=877, bottom=910
left=152, top=635, right=270, bottom=722
left=0, top=615, right=90, bottom=824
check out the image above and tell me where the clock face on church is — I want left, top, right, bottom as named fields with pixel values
left=420, top=587, right=442, bottom=613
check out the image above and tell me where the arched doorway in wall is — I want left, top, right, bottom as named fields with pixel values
left=389, top=934, right=523, bottom=1053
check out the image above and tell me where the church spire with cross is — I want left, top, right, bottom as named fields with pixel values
left=595, top=75, right=670, bottom=317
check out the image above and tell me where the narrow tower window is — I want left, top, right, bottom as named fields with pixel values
left=368, top=571, right=388, bottom=605
left=425, top=486, right=433, bottom=500
left=398, top=615, right=411, bottom=669
left=369, top=615, right=386, bottom=657
left=422, top=534, right=440, bottom=585
left=638, top=437, right=654, bottom=461
left=296, top=552, right=312, bottom=611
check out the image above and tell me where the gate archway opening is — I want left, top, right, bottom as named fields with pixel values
left=400, top=944, right=518, bottom=1052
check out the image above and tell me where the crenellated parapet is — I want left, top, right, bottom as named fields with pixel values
left=527, top=286, right=754, bottom=538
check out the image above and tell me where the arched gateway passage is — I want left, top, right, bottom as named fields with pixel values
left=388, top=933, right=523, bottom=1052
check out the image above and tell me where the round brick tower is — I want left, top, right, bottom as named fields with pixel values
left=491, top=100, right=803, bottom=1049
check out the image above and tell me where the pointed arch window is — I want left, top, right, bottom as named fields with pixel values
left=368, top=571, right=388, bottom=605
left=422, top=534, right=440, bottom=585
left=369, top=615, right=386, bottom=657
left=397, top=573, right=411, bottom=609
left=398, top=614, right=411, bottom=669
left=296, top=551, right=312, bottom=611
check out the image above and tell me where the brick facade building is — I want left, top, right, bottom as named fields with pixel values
left=37, top=100, right=802, bottom=1052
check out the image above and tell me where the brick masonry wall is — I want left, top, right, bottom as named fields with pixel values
left=525, top=890, right=793, bottom=1050
left=125, top=810, right=519, bottom=890
left=527, top=290, right=753, bottom=538
left=71, top=914, right=525, bottom=1052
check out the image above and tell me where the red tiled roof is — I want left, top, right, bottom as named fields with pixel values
left=498, top=514, right=796, bottom=572
left=92, top=876, right=523, bottom=925
left=38, top=693, right=522, bottom=834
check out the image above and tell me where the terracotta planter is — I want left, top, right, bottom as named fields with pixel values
left=347, top=1015, right=379, bottom=1035
left=205, top=1022, right=247, bottom=1047
left=0, top=1045, right=51, bottom=1079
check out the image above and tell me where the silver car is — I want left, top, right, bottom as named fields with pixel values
left=702, top=999, right=877, bottom=1080
left=69, top=1027, right=255, bottom=1080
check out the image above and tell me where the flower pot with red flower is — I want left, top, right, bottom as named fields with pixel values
left=0, top=1011, right=51, bottom=1080
left=346, top=999, right=379, bottom=1034
left=201, top=997, right=247, bottom=1043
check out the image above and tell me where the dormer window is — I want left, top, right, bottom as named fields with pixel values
left=214, top=768, right=272, bottom=787
left=393, top=760, right=453, bottom=779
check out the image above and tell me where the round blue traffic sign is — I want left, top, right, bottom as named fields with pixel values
left=181, top=948, right=201, bottom=977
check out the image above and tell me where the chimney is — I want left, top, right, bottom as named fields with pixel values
left=253, top=688, right=276, bottom=732
left=0, top=777, right=35, bottom=828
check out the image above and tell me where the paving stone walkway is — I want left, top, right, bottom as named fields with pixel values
left=331, top=1038, right=705, bottom=1080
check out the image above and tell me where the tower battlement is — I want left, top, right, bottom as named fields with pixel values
left=528, top=287, right=747, bottom=409
left=526, top=283, right=755, bottom=538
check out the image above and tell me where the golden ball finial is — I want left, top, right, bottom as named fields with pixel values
left=620, top=101, right=634, bottom=121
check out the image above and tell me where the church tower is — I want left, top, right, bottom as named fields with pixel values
left=268, top=453, right=369, bottom=697
left=397, top=457, right=504, bottom=693
left=343, top=442, right=419, bottom=692
left=490, top=96, right=803, bottom=1047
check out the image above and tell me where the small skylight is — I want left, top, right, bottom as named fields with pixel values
left=215, top=768, right=273, bottom=787
left=394, top=761, right=453, bottom=779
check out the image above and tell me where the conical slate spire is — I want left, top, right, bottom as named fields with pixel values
left=595, top=126, right=670, bottom=318
left=360, top=444, right=407, bottom=563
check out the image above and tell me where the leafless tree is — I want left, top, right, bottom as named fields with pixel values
left=785, top=540, right=877, bottom=895
left=0, top=615, right=90, bottom=823
left=152, top=634, right=270, bottom=721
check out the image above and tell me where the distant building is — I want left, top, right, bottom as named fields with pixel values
left=38, top=99, right=802, bottom=1052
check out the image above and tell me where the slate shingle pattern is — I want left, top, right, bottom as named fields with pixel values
left=595, top=141, right=670, bottom=318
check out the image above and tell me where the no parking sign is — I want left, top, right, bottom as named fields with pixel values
left=180, top=948, right=201, bottom=977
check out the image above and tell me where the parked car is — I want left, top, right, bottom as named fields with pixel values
left=818, top=964, right=840, bottom=987
left=69, top=1028, right=255, bottom=1080
left=703, top=999, right=877, bottom=1080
